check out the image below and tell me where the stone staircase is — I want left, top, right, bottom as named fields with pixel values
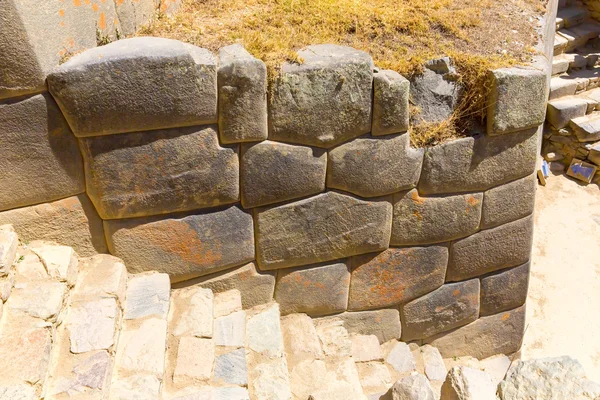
left=0, top=224, right=512, bottom=400
left=546, top=0, right=600, bottom=170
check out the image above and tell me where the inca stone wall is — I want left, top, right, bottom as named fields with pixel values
left=1, top=31, right=550, bottom=358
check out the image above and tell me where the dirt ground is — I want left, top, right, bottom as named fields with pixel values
left=521, top=171, right=600, bottom=380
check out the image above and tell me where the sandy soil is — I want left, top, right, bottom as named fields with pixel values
left=521, top=171, right=600, bottom=380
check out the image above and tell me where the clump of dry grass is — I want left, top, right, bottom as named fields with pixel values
left=140, top=0, right=546, bottom=145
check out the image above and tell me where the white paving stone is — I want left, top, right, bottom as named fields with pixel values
left=289, top=359, right=333, bottom=400
left=247, top=303, right=284, bottom=357
left=0, top=384, right=36, bottom=400
left=173, top=337, right=215, bottom=383
left=7, top=280, right=66, bottom=320
left=114, top=318, right=168, bottom=377
left=0, top=224, right=18, bottom=275
left=73, top=254, right=127, bottom=302
left=213, top=289, right=242, bottom=318
left=314, top=318, right=352, bottom=358
left=214, top=310, right=245, bottom=348
left=421, top=345, right=447, bottom=382
left=46, top=351, right=111, bottom=398
left=124, top=273, right=170, bottom=320
left=356, top=361, right=392, bottom=395
left=14, top=252, right=47, bottom=282
left=110, top=374, right=161, bottom=400
left=28, top=241, right=78, bottom=283
left=386, top=342, right=417, bottom=375
left=0, top=275, right=12, bottom=301
left=67, top=298, right=119, bottom=353
left=213, top=347, right=248, bottom=386
left=169, top=286, right=214, bottom=338
left=281, top=313, right=323, bottom=368
left=351, top=334, right=383, bottom=362
left=480, top=354, right=511, bottom=385
left=248, top=358, right=292, bottom=400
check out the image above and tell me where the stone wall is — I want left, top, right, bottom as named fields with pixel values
left=0, top=33, right=549, bottom=358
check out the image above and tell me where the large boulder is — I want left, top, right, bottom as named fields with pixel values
left=0, top=93, right=84, bottom=211
left=80, top=125, right=238, bottom=219
left=240, top=141, right=326, bottom=208
left=104, top=206, right=255, bottom=282
left=327, top=134, right=424, bottom=197
left=348, top=246, right=448, bottom=311
left=392, top=373, right=435, bottom=400
left=218, top=44, right=268, bottom=144
left=441, top=366, right=496, bottom=400
left=269, top=44, right=373, bottom=148
left=48, top=37, right=217, bottom=137
left=255, top=192, right=392, bottom=270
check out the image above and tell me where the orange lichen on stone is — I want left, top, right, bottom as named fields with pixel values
left=98, top=12, right=106, bottom=30
left=58, top=9, right=65, bottom=16
left=411, top=190, right=425, bottom=205
left=92, top=3, right=99, bottom=11
left=501, top=312, right=511, bottom=321
left=73, top=0, right=81, bottom=6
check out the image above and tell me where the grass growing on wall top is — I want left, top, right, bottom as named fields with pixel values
left=140, top=0, right=546, bottom=145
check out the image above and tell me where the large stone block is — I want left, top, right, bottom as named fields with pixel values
left=115, top=0, right=156, bottom=35
left=0, top=1, right=97, bottom=99
left=175, top=263, right=275, bottom=309
left=80, top=125, right=238, bottom=219
left=240, top=141, right=326, bottom=208
left=481, top=174, right=536, bottom=229
left=480, top=262, right=530, bottom=316
left=104, top=206, right=255, bottom=282
left=255, top=192, right=392, bottom=270
left=391, top=189, right=482, bottom=245
left=0, top=93, right=84, bottom=211
left=418, top=129, right=538, bottom=195
left=327, top=134, right=424, bottom=197
left=0, top=195, right=106, bottom=256
left=348, top=246, right=448, bottom=311
left=487, top=67, right=547, bottom=135
left=275, top=261, right=350, bottom=316
left=269, top=44, right=373, bottom=148
left=48, top=37, right=217, bottom=137
left=318, top=309, right=401, bottom=344
left=425, top=305, right=526, bottom=359
left=372, top=70, right=410, bottom=135
left=218, top=44, right=268, bottom=144
left=447, top=215, right=533, bottom=281
left=401, top=279, right=480, bottom=341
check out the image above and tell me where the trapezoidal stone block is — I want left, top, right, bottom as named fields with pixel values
left=275, top=261, right=350, bottom=316
left=218, top=44, right=268, bottom=144
left=104, top=206, right=254, bottom=283
left=0, top=0, right=97, bottom=99
left=418, top=129, right=538, bottom=195
left=0, top=194, right=106, bottom=257
left=0, top=93, right=84, bottom=211
left=317, top=309, right=401, bottom=344
left=348, top=246, right=448, bottom=311
left=391, top=189, right=482, bottom=246
left=240, top=141, right=326, bottom=208
left=424, top=305, right=526, bottom=359
left=327, top=133, right=424, bottom=197
left=48, top=37, right=217, bottom=137
left=174, top=263, right=275, bottom=309
left=401, top=279, right=480, bottom=341
left=269, top=44, right=373, bottom=148
left=487, top=67, right=547, bottom=135
left=447, top=215, right=533, bottom=282
left=80, top=125, right=239, bottom=220
left=481, top=174, right=536, bottom=229
left=255, top=192, right=392, bottom=270
left=480, top=261, right=530, bottom=317
left=372, top=69, right=410, bottom=136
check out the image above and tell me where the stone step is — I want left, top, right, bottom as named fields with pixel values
left=557, top=6, right=590, bottom=29
left=547, top=96, right=594, bottom=129
left=555, top=32, right=570, bottom=55
left=557, top=28, right=592, bottom=53
left=569, top=112, right=600, bottom=142
left=589, top=141, right=600, bottom=165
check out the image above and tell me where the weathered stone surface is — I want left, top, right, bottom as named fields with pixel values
left=356, top=361, right=392, bottom=394
left=480, top=262, right=530, bottom=316
left=105, top=206, right=254, bottom=282
left=0, top=0, right=97, bottom=99
left=81, top=125, right=238, bottom=219
left=169, top=286, right=214, bottom=338
left=214, top=289, right=242, bottom=318
left=481, top=174, right=536, bottom=229
left=0, top=195, right=106, bottom=256
left=214, top=310, right=246, bottom=347
left=247, top=303, right=284, bottom=358
left=275, top=261, right=350, bottom=316
left=487, top=67, right=547, bottom=135
left=28, top=241, right=78, bottom=284
left=421, top=345, right=447, bottom=381
left=179, top=262, right=274, bottom=309
left=401, top=280, right=480, bottom=341
left=391, top=190, right=482, bottom=245
left=214, top=348, right=248, bottom=386
left=218, top=44, right=268, bottom=144
left=289, top=359, right=334, bottom=400
left=447, top=215, right=533, bottom=281
left=110, top=374, right=161, bottom=400
left=48, top=37, right=217, bottom=137
left=498, top=356, right=600, bottom=400
left=351, top=334, right=383, bottom=362
left=114, top=318, right=168, bottom=377
left=124, top=273, right=170, bottom=320
left=0, top=93, right=84, bottom=211
left=248, top=358, right=292, bottom=400
left=67, top=298, right=119, bottom=353
left=314, top=318, right=352, bottom=358
left=13, top=250, right=47, bottom=283
left=589, top=142, right=600, bottom=165
left=115, top=0, right=155, bottom=35
left=373, top=70, right=410, bottom=135
left=479, top=354, right=511, bottom=385
left=348, top=247, right=448, bottom=311
left=72, top=254, right=127, bottom=302
left=7, top=280, right=66, bottom=320
left=386, top=342, right=417, bottom=375
left=46, top=350, right=112, bottom=399
left=418, top=129, right=538, bottom=195
left=546, top=96, right=589, bottom=129
left=0, top=384, right=35, bottom=399
left=392, top=373, right=435, bottom=400
left=281, top=314, right=324, bottom=368
left=322, top=309, right=402, bottom=344
left=240, top=141, right=327, bottom=208
left=327, top=134, right=424, bottom=197
left=410, top=57, right=462, bottom=124
left=441, top=366, right=496, bottom=400
left=0, top=225, right=18, bottom=275
left=269, top=44, right=373, bottom=148
left=173, top=337, right=214, bottom=383
left=256, top=192, right=392, bottom=270
left=425, top=305, right=525, bottom=359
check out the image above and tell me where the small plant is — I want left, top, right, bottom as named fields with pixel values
left=96, top=29, right=113, bottom=46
